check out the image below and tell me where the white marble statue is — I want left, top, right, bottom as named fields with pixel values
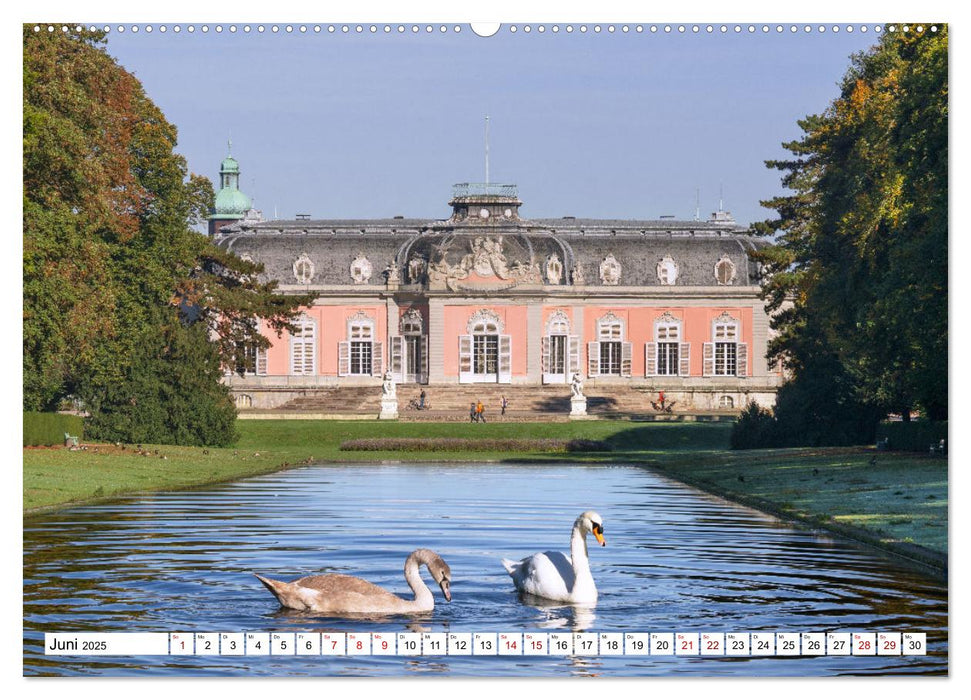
left=382, top=371, right=396, bottom=399
left=571, top=372, right=585, bottom=399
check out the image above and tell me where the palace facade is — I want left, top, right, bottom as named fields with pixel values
left=209, top=152, right=781, bottom=412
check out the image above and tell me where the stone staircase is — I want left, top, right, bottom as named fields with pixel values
left=269, top=383, right=668, bottom=421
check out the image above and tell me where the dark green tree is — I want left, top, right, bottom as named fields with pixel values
left=23, top=26, right=313, bottom=444
left=751, top=25, right=947, bottom=446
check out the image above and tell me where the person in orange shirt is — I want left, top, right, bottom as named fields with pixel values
left=476, top=400, right=486, bottom=423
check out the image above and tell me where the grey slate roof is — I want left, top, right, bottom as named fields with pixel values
left=216, top=215, right=765, bottom=288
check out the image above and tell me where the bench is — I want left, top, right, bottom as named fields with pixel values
left=64, top=432, right=79, bottom=448
left=875, top=437, right=890, bottom=451
left=929, top=439, right=946, bottom=456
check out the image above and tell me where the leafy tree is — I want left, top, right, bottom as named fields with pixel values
left=752, top=25, right=947, bottom=446
left=23, top=26, right=313, bottom=444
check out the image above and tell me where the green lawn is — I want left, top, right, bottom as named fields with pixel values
left=24, top=420, right=947, bottom=571
left=650, top=447, right=948, bottom=562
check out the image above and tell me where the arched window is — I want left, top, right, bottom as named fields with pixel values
left=646, top=312, right=689, bottom=377
left=589, top=313, right=631, bottom=377
left=543, top=311, right=578, bottom=384
left=703, top=312, right=748, bottom=377
left=459, top=309, right=511, bottom=384
left=392, top=309, right=427, bottom=384
left=338, top=312, right=382, bottom=377
left=289, top=315, right=317, bottom=375
left=229, top=318, right=267, bottom=377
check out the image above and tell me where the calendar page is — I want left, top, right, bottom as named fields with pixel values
left=21, top=2, right=950, bottom=686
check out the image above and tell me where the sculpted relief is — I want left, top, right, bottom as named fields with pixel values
left=350, top=254, right=372, bottom=284
left=427, top=235, right=541, bottom=291
left=600, top=254, right=622, bottom=286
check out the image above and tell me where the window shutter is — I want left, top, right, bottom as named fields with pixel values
left=679, top=342, right=691, bottom=377
left=338, top=341, right=350, bottom=377
left=645, top=342, right=657, bottom=377
left=371, top=340, right=383, bottom=376
left=390, top=336, right=404, bottom=382
left=459, top=335, right=473, bottom=383
left=587, top=341, right=600, bottom=377
left=498, top=334, right=512, bottom=384
left=736, top=342, right=748, bottom=378
left=541, top=335, right=550, bottom=375
left=569, top=335, right=580, bottom=374
left=290, top=340, right=302, bottom=375
left=621, top=341, right=632, bottom=377
left=703, top=342, right=714, bottom=377
left=420, top=335, right=429, bottom=384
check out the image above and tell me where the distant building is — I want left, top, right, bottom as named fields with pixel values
left=210, top=151, right=780, bottom=412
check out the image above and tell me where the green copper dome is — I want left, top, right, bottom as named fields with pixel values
left=213, top=186, right=252, bottom=216
left=210, top=142, right=251, bottom=220
left=220, top=155, right=240, bottom=174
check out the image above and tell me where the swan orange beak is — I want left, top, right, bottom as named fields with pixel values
left=593, top=525, right=607, bottom=547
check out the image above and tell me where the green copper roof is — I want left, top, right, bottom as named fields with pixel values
left=213, top=186, right=252, bottom=218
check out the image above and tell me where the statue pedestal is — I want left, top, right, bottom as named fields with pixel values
left=570, top=396, right=588, bottom=418
left=379, top=398, right=398, bottom=420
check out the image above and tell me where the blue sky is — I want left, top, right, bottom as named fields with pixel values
left=106, top=25, right=881, bottom=227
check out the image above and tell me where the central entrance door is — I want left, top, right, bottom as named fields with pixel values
left=459, top=312, right=512, bottom=383
left=473, top=333, right=499, bottom=379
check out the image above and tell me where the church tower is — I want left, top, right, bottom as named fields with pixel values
left=208, top=141, right=253, bottom=236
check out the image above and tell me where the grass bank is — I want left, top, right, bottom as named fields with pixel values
left=649, top=447, right=947, bottom=574
left=24, top=420, right=947, bottom=576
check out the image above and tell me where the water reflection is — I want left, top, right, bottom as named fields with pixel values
left=24, top=463, right=947, bottom=676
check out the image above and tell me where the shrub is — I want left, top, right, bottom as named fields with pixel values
left=23, top=412, right=84, bottom=446
left=875, top=420, right=948, bottom=453
left=340, top=437, right=610, bottom=453
left=730, top=401, right=779, bottom=450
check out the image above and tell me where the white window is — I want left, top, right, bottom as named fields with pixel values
left=588, top=313, right=631, bottom=377
left=647, top=314, right=691, bottom=377
left=599, top=320, right=622, bottom=375
left=656, top=322, right=680, bottom=376
left=289, top=316, right=316, bottom=375
left=459, top=309, right=511, bottom=383
left=703, top=313, right=748, bottom=378
left=713, top=321, right=738, bottom=375
left=542, top=311, right=579, bottom=384
left=349, top=320, right=373, bottom=375
left=339, top=313, right=383, bottom=377
left=230, top=319, right=267, bottom=376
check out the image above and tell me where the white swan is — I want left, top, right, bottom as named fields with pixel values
left=501, top=511, right=606, bottom=604
left=254, top=548, right=452, bottom=615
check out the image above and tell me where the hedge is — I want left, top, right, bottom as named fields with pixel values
left=23, top=412, right=84, bottom=447
left=340, top=437, right=610, bottom=453
left=875, top=420, right=948, bottom=453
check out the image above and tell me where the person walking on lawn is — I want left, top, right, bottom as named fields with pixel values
left=500, top=395, right=508, bottom=416
left=469, top=402, right=478, bottom=423
left=476, top=400, right=486, bottom=423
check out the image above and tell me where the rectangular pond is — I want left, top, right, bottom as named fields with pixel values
left=23, top=463, right=947, bottom=676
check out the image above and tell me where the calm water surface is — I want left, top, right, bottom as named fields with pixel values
left=23, top=463, right=947, bottom=676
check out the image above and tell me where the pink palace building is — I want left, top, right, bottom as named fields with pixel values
left=209, top=151, right=782, bottom=413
